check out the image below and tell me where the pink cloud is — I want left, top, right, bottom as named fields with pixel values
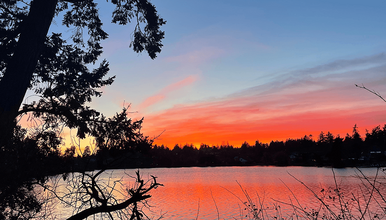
left=138, top=95, right=165, bottom=110
left=137, top=54, right=386, bottom=147
left=161, top=75, right=198, bottom=93
left=141, top=65, right=386, bottom=147
left=137, top=75, right=198, bottom=110
left=165, top=47, right=226, bottom=65
left=142, top=96, right=386, bottom=147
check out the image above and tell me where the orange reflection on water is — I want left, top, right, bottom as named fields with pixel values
left=101, top=167, right=386, bottom=219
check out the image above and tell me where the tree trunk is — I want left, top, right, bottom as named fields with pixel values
left=0, top=0, right=58, bottom=145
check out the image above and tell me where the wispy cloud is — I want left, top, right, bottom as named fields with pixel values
left=137, top=75, right=198, bottom=111
left=286, top=53, right=386, bottom=80
left=165, top=47, right=226, bottom=66
left=237, top=54, right=386, bottom=98
left=142, top=54, right=386, bottom=147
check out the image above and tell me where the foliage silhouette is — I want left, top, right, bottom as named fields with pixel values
left=0, top=0, right=165, bottom=219
left=147, top=124, right=386, bottom=168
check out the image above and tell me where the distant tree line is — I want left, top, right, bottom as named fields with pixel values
left=59, top=124, right=386, bottom=171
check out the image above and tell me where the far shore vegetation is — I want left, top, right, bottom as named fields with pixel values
left=2, top=0, right=385, bottom=218
left=62, top=124, right=386, bottom=172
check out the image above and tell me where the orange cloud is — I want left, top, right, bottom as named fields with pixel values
left=143, top=103, right=386, bottom=148
left=141, top=55, right=386, bottom=148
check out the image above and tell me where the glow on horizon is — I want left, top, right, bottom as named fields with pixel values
left=21, top=1, right=386, bottom=150
left=139, top=53, right=386, bottom=148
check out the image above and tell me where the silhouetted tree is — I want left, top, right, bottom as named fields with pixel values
left=0, top=125, right=63, bottom=219
left=83, top=146, right=92, bottom=157
left=343, top=125, right=363, bottom=160
left=365, top=125, right=386, bottom=151
left=0, top=0, right=165, bottom=142
left=145, top=124, right=386, bottom=167
left=0, top=0, right=165, bottom=219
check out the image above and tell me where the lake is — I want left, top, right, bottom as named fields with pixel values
left=52, top=166, right=386, bottom=219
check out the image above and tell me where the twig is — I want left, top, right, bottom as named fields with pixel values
left=279, top=177, right=306, bottom=214
left=286, top=172, right=339, bottom=219
left=331, top=168, right=346, bottom=217
left=210, top=189, right=220, bottom=220
left=356, top=168, right=381, bottom=220
left=195, top=198, right=200, bottom=220
left=356, top=84, right=386, bottom=102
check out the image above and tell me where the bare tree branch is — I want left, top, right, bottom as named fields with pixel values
left=356, top=84, right=386, bottom=103
left=65, top=170, right=161, bottom=220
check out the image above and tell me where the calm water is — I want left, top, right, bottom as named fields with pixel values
left=52, top=166, right=386, bottom=219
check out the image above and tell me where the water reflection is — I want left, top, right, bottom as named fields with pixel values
left=54, top=166, right=386, bottom=219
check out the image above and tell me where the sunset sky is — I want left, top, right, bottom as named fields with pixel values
left=50, top=0, right=386, bottom=148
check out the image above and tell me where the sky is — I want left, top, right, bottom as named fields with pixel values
left=48, top=0, right=386, bottom=148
